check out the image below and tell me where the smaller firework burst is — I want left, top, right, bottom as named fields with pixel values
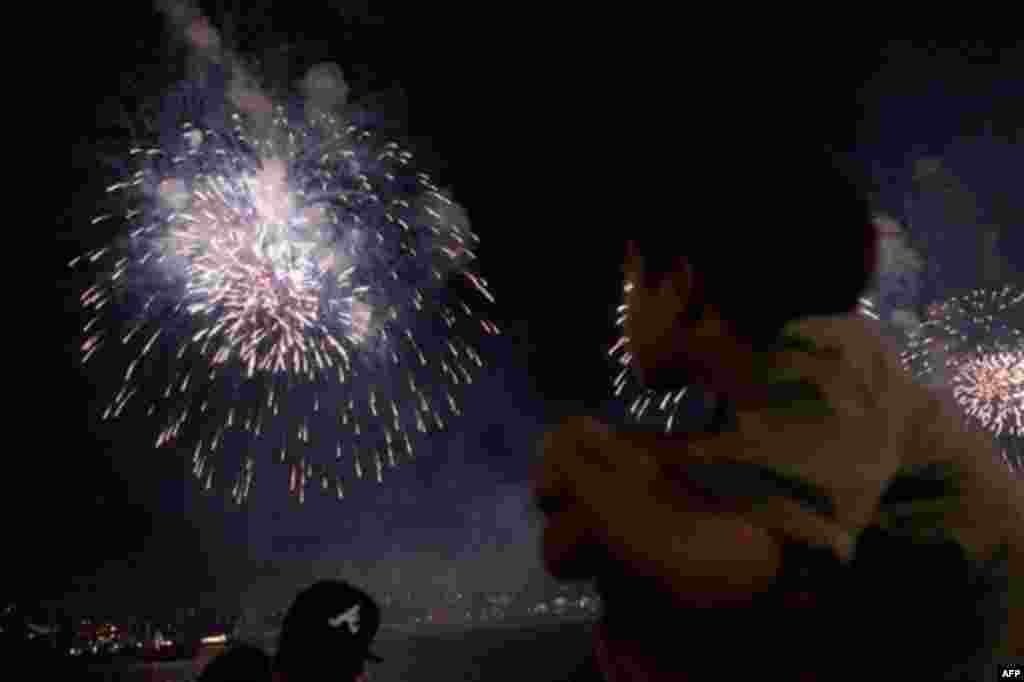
left=951, top=349, right=1024, bottom=439
left=901, top=285, right=1024, bottom=473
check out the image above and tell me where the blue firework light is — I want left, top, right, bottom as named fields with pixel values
left=901, top=286, right=1024, bottom=473
left=71, top=106, right=498, bottom=504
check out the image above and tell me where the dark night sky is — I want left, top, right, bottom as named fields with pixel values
left=40, top=12, right=1022, bottom=617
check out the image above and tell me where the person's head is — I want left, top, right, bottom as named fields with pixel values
left=623, top=146, right=877, bottom=393
left=273, top=580, right=383, bottom=682
left=198, top=643, right=272, bottom=682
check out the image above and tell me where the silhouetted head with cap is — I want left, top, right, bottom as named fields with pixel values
left=273, top=580, right=383, bottom=682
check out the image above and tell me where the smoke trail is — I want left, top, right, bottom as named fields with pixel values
left=300, top=62, right=351, bottom=115
left=155, top=0, right=275, bottom=124
left=873, top=213, right=925, bottom=322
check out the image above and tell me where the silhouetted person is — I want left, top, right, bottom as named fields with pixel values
left=536, top=145, right=1021, bottom=680
left=198, top=643, right=272, bottom=682
left=273, top=580, right=383, bottom=682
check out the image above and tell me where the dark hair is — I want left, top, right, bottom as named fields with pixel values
left=198, top=643, right=272, bottom=682
left=632, top=146, right=876, bottom=348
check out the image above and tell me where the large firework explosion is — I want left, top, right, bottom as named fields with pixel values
left=608, top=280, right=878, bottom=433
left=70, top=106, right=498, bottom=504
left=900, top=285, right=1024, bottom=472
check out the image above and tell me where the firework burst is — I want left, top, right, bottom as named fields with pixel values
left=71, top=107, right=498, bottom=503
left=901, top=285, right=1024, bottom=472
left=951, top=350, right=1024, bottom=438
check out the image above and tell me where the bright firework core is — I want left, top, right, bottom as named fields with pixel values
left=169, top=154, right=367, bottom=375
left=952, top=351, right=1024, bottom=438
left=901, top=286, right=1024, bottom=471
left=72, top=109, right=498, bottom=503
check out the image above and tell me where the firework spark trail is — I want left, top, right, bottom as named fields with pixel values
left=857, top=297, right=879, bottom=321
left=72, top=108, right=497, bottom=503
left=901, top=285, right=1024, bottom=472
left=608, top=279, right=692, bottom=433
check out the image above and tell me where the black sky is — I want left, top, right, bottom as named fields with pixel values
left=41, top=11, right=1022, bottom=615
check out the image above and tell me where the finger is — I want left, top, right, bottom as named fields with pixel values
left=745, top=497, right=855, bottom=561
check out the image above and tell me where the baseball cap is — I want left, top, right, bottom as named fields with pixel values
left=275, top=580, right=383, bottom=676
